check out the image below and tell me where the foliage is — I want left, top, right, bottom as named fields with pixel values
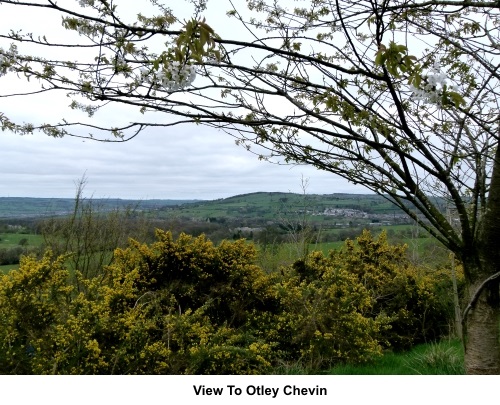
left=0, top=0, right=499, bottom=372
left=0, top=228, right=461, bottom=374
left=274, top=251, right=388, bottom=369
left=327, top=230, right=464, bottom=349
left=0, top=253, right=73, bottom=373
left=110, top=230, right=278, bottom=326
left=0, top=246, right=29, bottom=266
left=40, top=178, right=150, bottom=286
left=0, top=231, right=278, bottom=374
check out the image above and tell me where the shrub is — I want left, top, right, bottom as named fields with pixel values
left=327, top=230, right=461, bottom=349
left=0, top=229, right=461, bottom=374
left=272, top=251, right=388, bottom=369
left=107, top=230, right=278, bottom=327
left=0, top=246, right=26, bottom=265
left=0, top=252, right=72, bottom=373
left=0, top=232, right=278, bottom=374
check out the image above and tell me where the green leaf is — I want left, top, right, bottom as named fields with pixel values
left=374, top=51, right=384, bottom=66
left=81, top=82, right=93, bottom=93
left=451, top=155, right=460, bottom=167
left=200, top=28, right=209, bottom=47
left=174, top=48, right=184, bottom=62
left=448, top=91, right=466, bottom=107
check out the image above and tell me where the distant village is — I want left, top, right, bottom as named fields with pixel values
left=316, top=207, right=412, bottom=225
left=232, top=207, right=414, bottom=235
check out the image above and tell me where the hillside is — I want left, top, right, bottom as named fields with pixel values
left=0, top=192, right=422, bottom=232
left=1, top=191, right=444, bottom=272
left=147, top=192, right=415, bottom=228
left=0, top=197, right=199, bottom=219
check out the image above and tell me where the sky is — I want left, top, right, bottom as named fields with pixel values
left=0, top=0, right=368, bottom=200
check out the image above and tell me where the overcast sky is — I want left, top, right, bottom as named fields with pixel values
left=0, top=0, right=368, bottom=200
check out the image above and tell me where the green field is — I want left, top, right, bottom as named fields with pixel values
left=0, top=197, right=198, bottom=219
left=0, top=192, right=414, bottom=224
left=0, top=232, right=44, bottom=274
left=0, top=224, right=441, bottom=276
left=0, top=263, right=19, bottom=273
left=0, top=232, right=44, bottom=248
left=163, top=191, right=410, bottom=221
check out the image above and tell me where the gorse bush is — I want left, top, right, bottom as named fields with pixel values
left=272, top=251, right=389, bottom=369
left=112, top=231, right=277, bottom=326
left=0, top=231, right=278, bottom=374
left=327, top=230, right=462, bottom=350
left=0, top=230, right=461, bottom=374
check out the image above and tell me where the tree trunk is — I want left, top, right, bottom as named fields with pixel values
left=463, top=140, right=500, bottom=374
left=464, top=276, right=500, bottom=374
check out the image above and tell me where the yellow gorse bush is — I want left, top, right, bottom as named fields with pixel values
left=0, top=230, right=461, bottom=374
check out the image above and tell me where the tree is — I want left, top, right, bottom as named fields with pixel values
left=40, top=176, right=149, bottom=288
left=0, top=0, right=499, bottom=373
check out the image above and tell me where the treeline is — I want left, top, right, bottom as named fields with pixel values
left=0, top=213, right=430, bottom=268
left=0, top=245, right=38, bottom=266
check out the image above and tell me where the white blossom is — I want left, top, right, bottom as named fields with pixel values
left=157, top=62, right=197, bottom=92
left=410, top=62, right=452, bottom=105
left=78, top=0, right=94, bottom=7
left=0, top=45, right=18, bottom=77
left=0, top=61, right=7, bottom=77
left=137, top=61, right=197, bottom=92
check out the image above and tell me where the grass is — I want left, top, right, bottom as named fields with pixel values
left=0, top=232, right=44, bottom=274
left=327, top=340, right=465, bottom=375
left=0, top=263, right=19, bottom=274
left=0, top=232, right=44, bottom=248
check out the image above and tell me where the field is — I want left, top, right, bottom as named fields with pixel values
left=0, top=196, right=198, bottom=219
left=0, top=192, right=420, bottom=223
left=157, top=191, right=412, bottom=222
left=0, top=226, right=442, bottom=276
left=0, top=263, right=19, bottom=272
left=0, top=191, right=441, bottom=274
left=0, top=232, right=44, bottom=248
left=0, top=231, right=44, bottom=274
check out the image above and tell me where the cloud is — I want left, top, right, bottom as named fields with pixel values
left=1, top=123, right=364, bottom=199
left=0, top=0, right=368, bottom=200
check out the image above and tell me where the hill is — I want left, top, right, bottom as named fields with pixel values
left=0, top=192, right=422, bottom=229
left=0, top=197, right=199, bottom=219
left=149, top=191, right=414, bottom=226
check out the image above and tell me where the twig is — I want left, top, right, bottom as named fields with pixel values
left=462, top=271, right=500, bottom=321
left=133, top=291, right=155, bottom=309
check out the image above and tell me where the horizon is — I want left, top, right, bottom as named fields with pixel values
left=0, top=189, right=378, bottom=202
